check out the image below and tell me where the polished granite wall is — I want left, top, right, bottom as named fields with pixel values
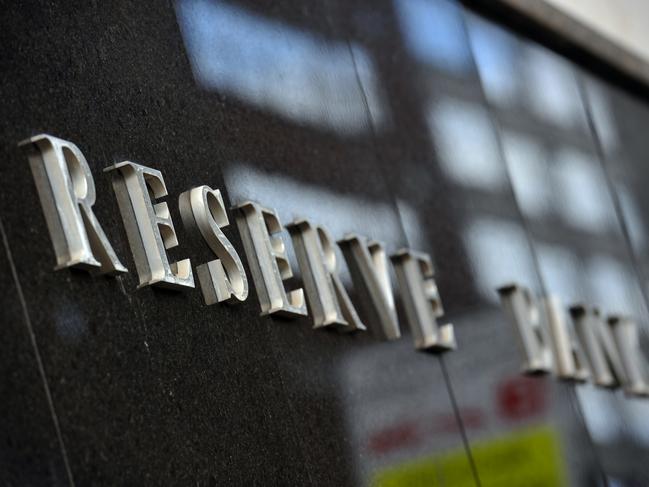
left=1, top=0, right=649, bottom=485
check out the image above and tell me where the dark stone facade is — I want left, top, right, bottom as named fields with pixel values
left=2, top=0, right=649, bottom=485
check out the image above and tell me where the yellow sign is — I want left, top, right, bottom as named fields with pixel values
left=373, top=426, right=566, bottom=487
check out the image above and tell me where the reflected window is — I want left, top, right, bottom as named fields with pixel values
left=501, top=130, right=551, bottom=218
left=552, top=148, right=614, bottom=232
left=224, top=162, right=402, bottom=245
left=586, top=254, right=638, bottom=315
left=463, top=217, right=537, bottom=302
left=536, top=243, right=581, bottom=305
left=176, top=0, right=388, bottom=135
left=396, top=199, right=426, bottom=251
left=429, top=98, right=506, bottom=191
left=393, top=0, right=471, bottom=73
left=466, top=15, right=518, bottom=106
left=523, top=47, right=584, bottom=128
left=576, top=385, right=623, bottom=444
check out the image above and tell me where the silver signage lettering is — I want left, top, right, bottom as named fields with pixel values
left=544, top=295, right=589, bottom=381
left=234, top=202, right=306, bottom=318
left=499, top=286, right=590, bottom=380
left=338, top=235, right=400, bottom=340
left=179, top=185, right=248, bottom=305
left=571, top=306, right=649, bottom=395
left=20, top=134, right=126, bottom=274
left=391, top=249, right=455, bottom=351
left=26, top=133, right=649, bottom=402
left=498, top=287, right=589, bottom=380
left=570, top=305, right=627, bottom=388
left=288, top=220, right=365, bottom=331
left=609, top=316, right=649, bottom=396
left=498, top=284, right=552, bottom=373
left=105, top=162, right=194, bottom=289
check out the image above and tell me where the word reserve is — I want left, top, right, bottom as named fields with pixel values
left=20, top=133, right=454, bottom=353
left=21, top=134, right=649, bottom=397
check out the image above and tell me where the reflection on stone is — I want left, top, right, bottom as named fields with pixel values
left=175, top=0, right=388, bottom=135
left=584, top=80, right=619, bottom=152
left=620, top=397, right=649, bottom=446
left=536, top=243, right=582, bottom=306
left=576, top=385, right=624, bottom=443
left=468, top=14, right=649, bottom=478
left=615, top=183, right=647, bottom=252
left=337, top=309, right=572, bottom=486
left=552, top=148, right=615, bottom=233
left=462, top=217, right=537, bottom=303
left=224, top=162, right=403, bottom=245
left=501, top=130, right=551, bottom=218
left=586, top=254, right=639, bottom=315
left=393, top=0, right=471, bottom=74
left=428, top=97, right=506, bottom=191
left=337, top=340, right=475, bottom=486
left=523, top=47, right=584, bottom=129
left=466, top=15, right=518, bottom=107
left=54, top=298, right=88, bottom=344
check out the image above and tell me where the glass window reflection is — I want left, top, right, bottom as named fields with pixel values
left=551, top=148, right=616, bottom=233
left=466, top=16, right=518, bottom=107
left=501, top=130, right=552, bottom=218
left=393, top=0, right=471, bottom=73
left=428, top=98, right=506, bottom=191
left=463, top=217, right=537, bottom=303
left=176, top=0, right=388, bottom=135
left=523, top=47, right=584, bottom=129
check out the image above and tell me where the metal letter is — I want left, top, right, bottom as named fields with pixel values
left=104, top=162, right=194, bottom=289
left=233, top=201, right=306, bottom=318
left=391, top=249, right=455, bottom=351
left=571, top=306, right=649, bottom=396
left=179, top=185, right=248, bottom=304
left=20, top=134, right=126, bottom=274
left=499, top=287, right=588, bottom=379
left=287, top=220, right=365, bottom=331
left=498, top=284, right=552, bottom=373
left=609, top=316, right=649, bottom=396
left=338, top=234, right=400, bottom=340
left=544, top=295, right=589, bottom=381
left=570, top=305, right=627, bottom=388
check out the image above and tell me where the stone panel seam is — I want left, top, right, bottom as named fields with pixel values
left=0, top=216, right=77, bottom=487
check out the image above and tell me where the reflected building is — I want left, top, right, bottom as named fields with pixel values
left=1, top=0, right=649, bottom=486
left=176, top=0, right=389, bottom=135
